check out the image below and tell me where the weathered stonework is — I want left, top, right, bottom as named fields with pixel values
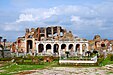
left=12, top=26, right=89, bottom=56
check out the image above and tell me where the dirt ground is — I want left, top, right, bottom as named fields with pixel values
left=16, top=66, right=113, bottom=75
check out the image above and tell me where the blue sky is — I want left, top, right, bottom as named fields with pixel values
left=0, top=0, right=113, bottom=42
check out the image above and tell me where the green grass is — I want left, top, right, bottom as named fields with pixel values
left=24, top=60, right=32, bottom=62
left=100, top=56, right=113, bottom=66
left=107, top=71, right=113, bottom=74
left=0, top=61, right=58, bottom=75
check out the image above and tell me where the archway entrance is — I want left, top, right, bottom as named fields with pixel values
left=46, top=44, right=51, bottom=51
left=0, top=44, right=3, bottom=50
left=27, top=40, right=33, bottom=53
left=53, top=44, right=59, bottom=53
left=101, top=43, right=105, bottom=47
left=75, top=44, right=80, bottom=52
left=38, top=44, right=44, bottom=53
left=61, top=44, right=66, bottom=50
left=68, top=44, right=73, bottom=51
left=46, top=44, right=52, bottom=54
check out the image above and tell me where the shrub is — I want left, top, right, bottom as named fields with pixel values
left=97, top=57, right=104, bottom=66
left=0, top=58, right=12, bottom=61
left=53, top=57, right=59, bottom=61
left=108, top=54, right=113, bottom=61
left=110, top=54, right=113, bottom=61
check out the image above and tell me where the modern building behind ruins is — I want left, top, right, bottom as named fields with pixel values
left=11, top=26, right=89, bottom=56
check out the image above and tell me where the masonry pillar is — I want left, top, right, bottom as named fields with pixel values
left=74, top=43, right=77, bottom=56
left=73, top=43, right=75, bottom=52
left=80, top=43, right=82, bottom=54
left=32, top=38, right=35, bottom=54
left=86, top=43, right=89, bottom=51
left=51, top=27, right=54, bottom=39
left=75, top=43, right=76, bottom=52
left=44, top=28, right=47, bottom=39
left=36, top=43, right=38, bottom=53
left=58, top=44, right=61, bottom=57
left=51, top=44, right=54, bottom=54
left=57, top=27, right=60, bottom=39
left=66, top=44, right=69, bottom=51
left=44, top=44, right=46, bottom=53
left=24, top=39, right=26, bottom=53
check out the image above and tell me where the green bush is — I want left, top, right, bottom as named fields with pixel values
left=35, top=56, right=44, bottom=61
left=97, top=57, right=104, bottom=66
left=0, top=58, right=12, bottom=61
left=52, top=57, right=59, bottom=61
left=107, top=54, right=113, bottom=61
left=110, top=54, right=113, bottom=61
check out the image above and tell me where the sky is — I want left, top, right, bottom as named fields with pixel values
left=0, top=0, right=113, bottom=42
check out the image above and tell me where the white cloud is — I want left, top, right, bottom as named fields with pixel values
left=1, top=1, right=113, bottom=41
left=3, top=22, right=20, bottom=31
left=12, top=3, right=113, bottom=32
left=71, top=16, right=81, bottom=22
left=16, top=14, right=35, bottom=22
left=18, top=7, right=58, bottom=22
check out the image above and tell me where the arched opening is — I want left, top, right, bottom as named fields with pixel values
left=38, top=44, right=44, bottom=53
left=46, top=44, right=51, bottom=51
left=27, top=40, right=33, bottom=53
left=46, top=44, right=52, bottom=54
left=68, top=44, right=73, bottom=51
left=101, top=43, right=105, bottom=47
left=53, top=44, right=59, bottom=53
left=61, top=44, right=66, bottom=50
left=75, top=44, right=80, bottom=52
left=0, top=44, right=3, bottom=50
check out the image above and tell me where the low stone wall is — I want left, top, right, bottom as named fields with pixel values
left=59, top=60, right=97, bottom=64
left=0, top=50, right=11, bottom=58
left=59, top=56, right=97, bottom=64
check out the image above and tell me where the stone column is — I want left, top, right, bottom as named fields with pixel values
left=80, top=43, right=82, bottom=54
left=32, top=38, right=35, bottom=55
left=75, top=43, right=76, bottom=52
left=51, top=27, right=54, bottom=39
left=73, top=44, right=75, bottom=52
left=44, top=44, right=46, bottom=52
left=58, top=44, right=61, bottom=57
left=44, top=28, right=47, bottom=39
left=66, top=44, right=69, bottom=51
left=57, top=27, right=60, bottom=38
left=36, top=43, right=38, bottom=53
left=51, top=44, right=54, bottom=54
left=74, top=43, right=77, bottom=56
left=86, top=43, right=89, bottom=51
left=24, top=39, right=27, bottom=53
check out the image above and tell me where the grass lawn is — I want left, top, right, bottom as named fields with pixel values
left=100, top=56, right=113, bottom=66
left=0, top=61, right=58, bottom=75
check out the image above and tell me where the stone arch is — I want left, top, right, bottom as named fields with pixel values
left=0, top=44, right=3, bottom=50
left=53, top=44, right=59, bottom=53
left=46, top=44, right=51, bottom=51
left=46, top=44, right=52, bottom=54
left=75, top=44, right=80, bottom=52
left=101, top=43, right=105, bottom=47
left=26, top=40, right=33, bottom=53
left=68, top=44, right=73, bottom=51
left=38, top=44, right=44, bottom=53
left=61, top=44, right=66, bottom=50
